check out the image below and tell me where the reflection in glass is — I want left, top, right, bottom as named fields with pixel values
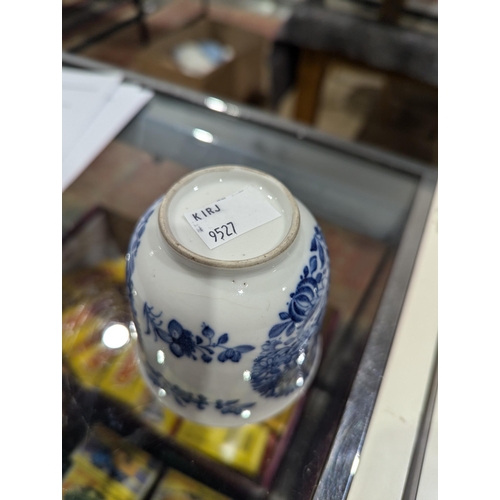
left=350, top=452, right=361, bottom=476
left=102, top=323, right=130, bottom=349
left=205, top=96, right=228, bottom=113
left=192, top=128, right=214, bottom=143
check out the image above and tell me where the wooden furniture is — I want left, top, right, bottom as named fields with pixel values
left=63, top=0, right=150, bottom=52
left=270, top=2, right=437, bottom=125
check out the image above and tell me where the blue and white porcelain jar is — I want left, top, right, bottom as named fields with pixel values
left=126, top=166, right=330, bottom=426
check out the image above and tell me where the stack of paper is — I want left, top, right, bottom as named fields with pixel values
left=62, top=67, right=154, bottom=191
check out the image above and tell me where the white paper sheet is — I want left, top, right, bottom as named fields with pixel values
left=62, top=68, right=154, bottom=191
left=62, top=68, right=123, bottom=159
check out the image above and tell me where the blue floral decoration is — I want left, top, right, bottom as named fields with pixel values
left=142, top=303, right=255, bottom=363
left=250, top=226, right=329, bottom=398
left=144, top=361, right=256, bottom=415
left=126, top=202, right=157, bottom=319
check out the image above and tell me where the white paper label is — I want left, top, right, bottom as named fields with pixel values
left=184, top=186, right=282, bottom=249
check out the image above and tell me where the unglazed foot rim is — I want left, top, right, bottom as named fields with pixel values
left=158, top=165, right=300, bottom=268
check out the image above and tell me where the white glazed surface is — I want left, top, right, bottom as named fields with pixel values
left=127, top=167, right=330, bottom=426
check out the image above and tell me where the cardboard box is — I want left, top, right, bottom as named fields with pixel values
left=135, top=19, right=264, bottom=101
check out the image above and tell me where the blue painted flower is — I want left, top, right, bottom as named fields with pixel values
left=126, top=201, right=158, bottom=320
left=144, top=361, right=256, bottom=415
left=251, top=339, right=302, bottom=397
left=251, top=226, right=330, bottom=398
left=141, top=305, right=254, bottom=363
left=167, top=320, right=197, bottom=358
left=288, top=275, right=319, bottom=323
left=215, top=399, right=256, bottom=415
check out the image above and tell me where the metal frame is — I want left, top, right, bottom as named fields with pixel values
left=61, top=52, right=437, bottom=500
left=313, top=175, right=436, bottom=500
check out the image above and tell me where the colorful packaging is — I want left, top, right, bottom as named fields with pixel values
left=150, top=468, right=230, bottom=500
left=99, top=345, right=151, bottom=409
left=71, top=426, right=160, bottom=500
left=62, top=304, right=105, bottom=357
left=96, top=257, right=127, bottom=284
left=69, top=340, right=126, bottom=389
left=174, top=420, right=269, bottom=476
left=63, top=461, right=111, bottom=499
left=135, top=398, right=179, bottom=437
left=63, top=258, right=134, bottom=389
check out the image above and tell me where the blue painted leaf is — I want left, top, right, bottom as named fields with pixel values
left=315, top=272, right=323, bottom=284
left=303, top=266, right=309, bottom=277
left=279, top=312, right=290, bottom=320
left=201, top=353, right=212, bottom=363
left=196, top=336, right=203, bottom=344
left=269, top=322, right=289, bottom=338
left=217, top=351, right=226, bottom=362
left=156, top=328, right=171, bottom=343
left=205, top=348, right=214, bottom=355
left=202, top=325, right=215, bottom=338
left=225, top=399, right=240, bottom=405
left=234, top=345, right=255, bottom=353
left=218, top=333, right=229, bottom=344
left=309, top=256, right=318, bottom=274
left=310, top=237, right=317, bottom=251
left=286, top=322, right=295, bottom=336
left=231, top=351, right=242, bottom=362
left=318, top=243, right=325, bottom=267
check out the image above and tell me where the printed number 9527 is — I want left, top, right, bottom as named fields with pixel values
left=209, top=222, right=237, bottom=242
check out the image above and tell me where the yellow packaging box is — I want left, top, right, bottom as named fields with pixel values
left=99, top=345, right=151, bottom=409
left=175, top=420, right=269, bottom=476
left=63, top=461, right=111, bottom=499
left=262, top=403, right=296, bottom=436
left=136, top=398, right=179, bottom=437
left=151, top=469, right=230, bottom=500
left=96, top=257, right=127, bottom=284
left=62, top=304, right=104, bottom=357
left=71, top=425, right=160, bottom=500
left=69, top=341, right=126, bottom=389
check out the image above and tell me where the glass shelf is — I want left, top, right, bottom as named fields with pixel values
left=62, top=52, right=437, bottom=500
